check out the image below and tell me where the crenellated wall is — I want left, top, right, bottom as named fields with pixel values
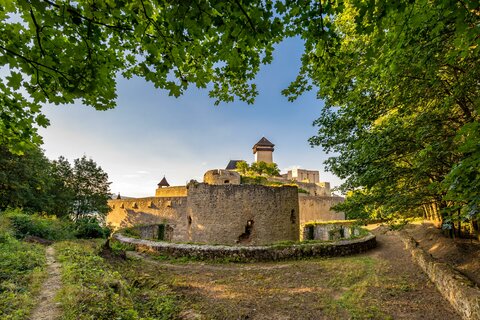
left=155, top=186, right=188, bottom=197
left=107, top=196, right=189, bottom=242
left=299, top=194, right=345, bottom=224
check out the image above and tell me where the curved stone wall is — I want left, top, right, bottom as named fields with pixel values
left=203, top=169, right=241, bottom=185
left=113, top=232, right=376, bottom=262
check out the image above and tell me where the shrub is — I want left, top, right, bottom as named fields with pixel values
left=6, top=209, right=73, bottom=241
left=3, top=208, right=110, bottom=241
left=74, top=218, right=110, bottom=239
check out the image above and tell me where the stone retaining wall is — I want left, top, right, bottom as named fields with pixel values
left=399, top=231, right=480, bottom=320
left=298, top=195, right=345, bottom=224
left=302, top=222, right=360, bottom=241
left=113, top=232, right=376, bottom=262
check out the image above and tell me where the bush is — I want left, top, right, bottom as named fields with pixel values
left=2, top=208, right=110, bottom=241
left=74, top=218, right=110, bottom=239
left=5, top=209, right=73, bottom=241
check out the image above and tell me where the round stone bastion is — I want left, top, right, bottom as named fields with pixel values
left=203, top=169, right=241, bottom=185
left=112, top=232, right=377, bottom=262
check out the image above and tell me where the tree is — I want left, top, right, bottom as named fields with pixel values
left=0, top=145, right=54, bottom=212
left=0, top=0, right=283, bottom=152
left=49, top=156, right=75, bottom=217
left=2, top=1, right=478, bottom=235
left=71, top=156, right=111, bottom=220
left=235, top=161, right=249, bottom=175
left=237, top=161, right=280, bottom=177
left=264, top=162, right=280, bottom=176
left=0, top=146, right=111, bottom=220
left=280, top=0, right=479, bottom=234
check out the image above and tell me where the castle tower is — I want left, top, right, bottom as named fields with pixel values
left=252, top=137, right=274, bottom=163
left=157, top=176, right=170, bottom=188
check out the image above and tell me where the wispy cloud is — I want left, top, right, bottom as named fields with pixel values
left=122, top=174, right=140, bottom=178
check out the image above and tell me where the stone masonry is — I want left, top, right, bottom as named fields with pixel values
left=108, top=183, right=299, bottom=245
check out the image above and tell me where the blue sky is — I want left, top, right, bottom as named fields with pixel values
left=39, top=37, right=343, bottom=197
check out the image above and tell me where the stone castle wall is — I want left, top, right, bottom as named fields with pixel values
left=186, top=184, right=299, bottom=245
left=299, top=194, right=345, bottom=224
left=108, top=184, right=299, bottom=245
left=203, top=169, right=241, bottom=185
left=296, top=181, right=331, bottom=196
left=155, top=186, right=188, bottom=197
left=107, top=196, right=189, bottom=242
left=267, top=177, right=331, bottom=196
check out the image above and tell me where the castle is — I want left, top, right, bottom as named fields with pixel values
left=107, top=137, right=344, bottom=245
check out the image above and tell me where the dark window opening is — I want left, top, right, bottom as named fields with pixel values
left=306, top=225, right=315, bottom=240
left=290, top=209, right=296, bottom=224
left=224, top=180, right=230, bottom=184
left=158, top=224, right=165, bottom=240
left=188, top=215, right=192, bottom=225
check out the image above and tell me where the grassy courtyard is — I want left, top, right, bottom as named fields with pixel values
left=50, top=230, right=458, bottom=320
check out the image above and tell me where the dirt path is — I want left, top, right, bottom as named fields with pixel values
left=129, top=226, right=460, bottom=319
left=363, top=225, right=461, bottom=319
left=30, top=246, right=62, bottom=320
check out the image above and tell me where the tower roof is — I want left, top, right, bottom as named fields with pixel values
left=253, top=137, right=274, bottom=153
left=157, top=176, right=170, bottom=187
left=254, top=137, right=274, bottom=147
left=226, top=160, right=244, bottom=170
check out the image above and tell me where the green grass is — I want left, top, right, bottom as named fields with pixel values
left=240, top=175, right=311, bottom=193
left=314, top=256, right=389, bottom=319
left=0, top=215, right=46, bottom=320
left=302, top=219, right=359, bottom=226
left=55, top=240, right=177, bottom=320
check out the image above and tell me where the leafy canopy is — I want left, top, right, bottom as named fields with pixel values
left=281, top=0, right=479, bottom=225
left=236, top=160, right=280, bottom=177
left=1, top=1, right=479, bottom=229
left=0, top=0, right=283, bottom=152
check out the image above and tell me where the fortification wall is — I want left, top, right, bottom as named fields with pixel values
left=267, top=177, right=331, bottom=196
left=299, top=195, right=345, bottom=224
left=107, top=197, right=189, bottom=242
left=186, top=183, right=299, bottom=245
left=203, top=169, right=241, bottom=185
left=297, top=181, right=331, bottom=196
left=155, top=186, right=187, bottom=197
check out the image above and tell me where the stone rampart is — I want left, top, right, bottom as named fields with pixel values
left=108, top=183, right=299, bottom=245
left=297, top=181, right=331, bottom=196
left=155, top=186, right=188, bottom=197
left=113, top=232, right=376, bottom=262
left=203, top=169, right=241, bottom=185
left=107, top=197, right=189, bottom=242
left=299, top=195, right=345, bottom=224
left=186, top=184, right=299, bottom=245
left=399, top=231, right=480, bottom=320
